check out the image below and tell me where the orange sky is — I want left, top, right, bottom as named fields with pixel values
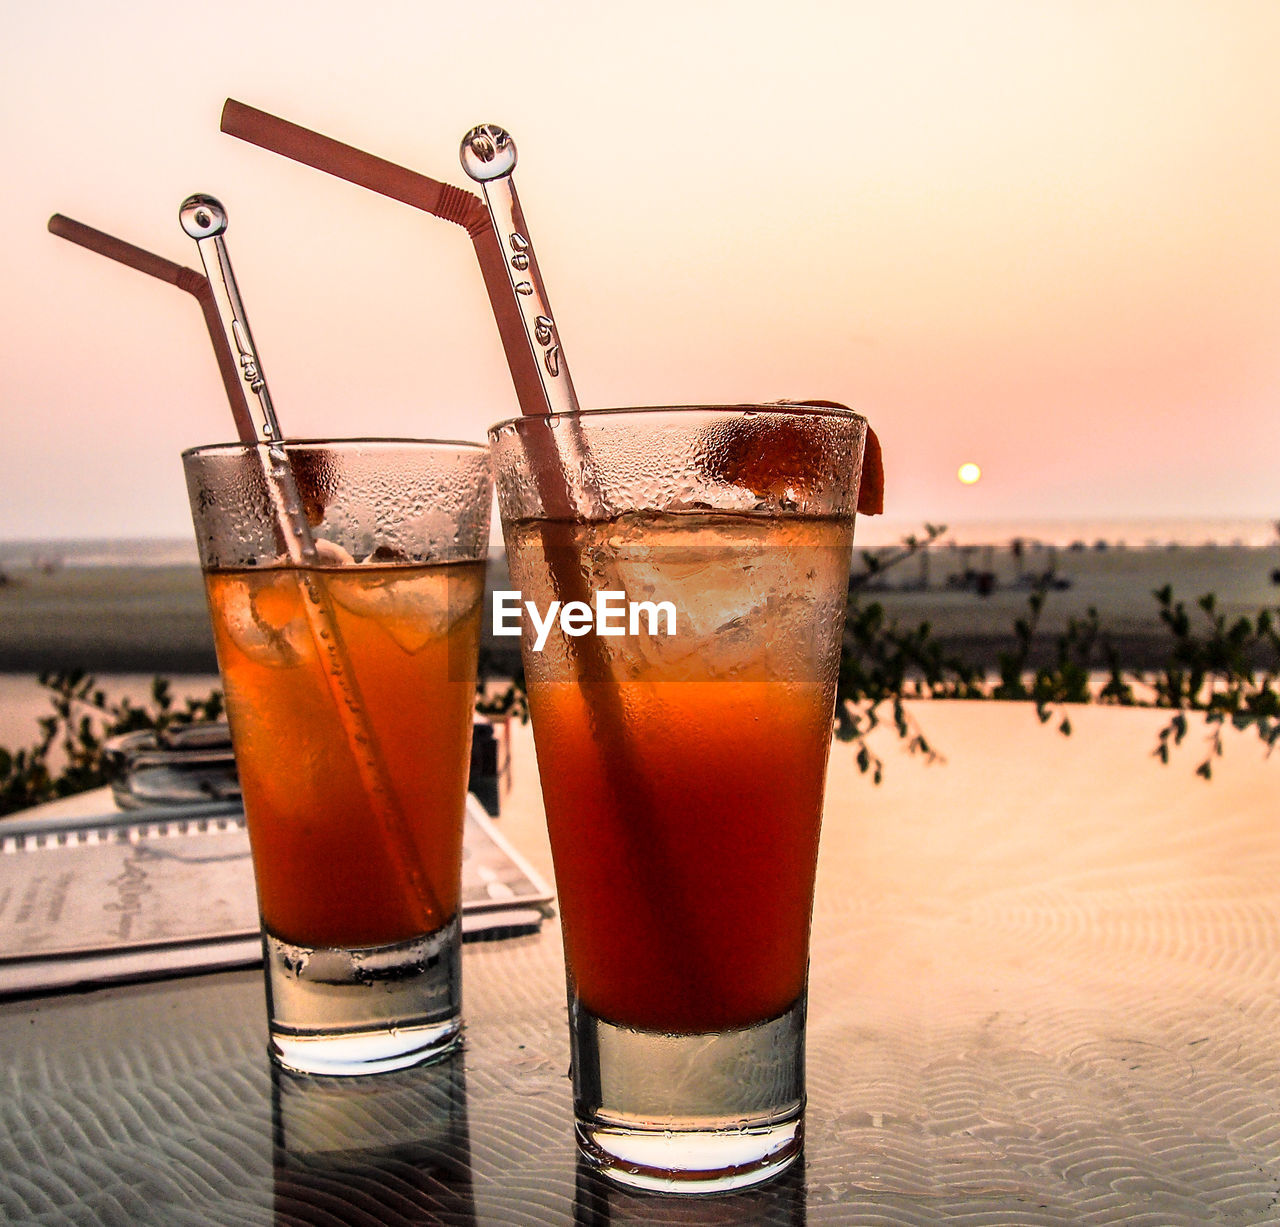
left=3, top=1, right=1280, bottom=540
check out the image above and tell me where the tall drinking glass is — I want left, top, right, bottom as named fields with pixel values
left=489, top=404, right=866, bottom=1192
left=183, top=438, right=492, bottom=1076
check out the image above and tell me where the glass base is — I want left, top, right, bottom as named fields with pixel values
left=263, top=915, right=462, bottom=1077
left=571, top=993, right=806, bottom=1194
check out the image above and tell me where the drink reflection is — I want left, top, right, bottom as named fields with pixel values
left=573, top=1152, right=806, bottom=1226
left=271, top=1052, right=474, bottom=1225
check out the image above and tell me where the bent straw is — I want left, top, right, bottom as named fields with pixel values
left=219, top=99, right=548, bottom=420
left=47, top=214, right=255, bottom=443
left=178, top=193, right=445, bottom=932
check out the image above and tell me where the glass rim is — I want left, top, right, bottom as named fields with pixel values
left=181, top=436, right=489, bottom=461
left=486, top=403, right=867, bottom=439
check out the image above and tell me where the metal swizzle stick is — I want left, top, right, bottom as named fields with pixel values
left=460, top=125, right=580, bottom=416
left=458, top=129, right=711, bottom=1005
left=177, top=193, right=443, bottom=928
left=179, top=195, right=317, bottom=565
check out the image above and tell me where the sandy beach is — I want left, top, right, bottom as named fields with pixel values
left=856, top=538, right=1280, bottom=669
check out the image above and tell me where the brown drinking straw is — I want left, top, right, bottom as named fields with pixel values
left=219, top=99, right=549, bottom=421
left=46, top=214, right=256, bottom=444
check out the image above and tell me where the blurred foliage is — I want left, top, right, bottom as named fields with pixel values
left=475, top=646, right=529, bottom=723
left=1144, top=588, right=1280, bottom=778
left=0, top=670, right=224, bottom=817
left=474, top=679, right=529, bottom=723
left=0, top=669, right=528, bottom=818
left=836, top=529, right=1280, bottom=781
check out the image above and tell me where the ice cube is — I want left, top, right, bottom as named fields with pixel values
left=326, top=566, right=484, bottom=655
left=217, top=573, right=311, bottom=668
left=313, top=537, right=354, bottom=566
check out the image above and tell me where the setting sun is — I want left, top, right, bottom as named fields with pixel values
left=958, top=463, right=982, bottom=485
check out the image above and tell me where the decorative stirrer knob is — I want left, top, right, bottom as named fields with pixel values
left=179, top=194, right=228, bottom=240
left=459, top=125, right=517, bottom=182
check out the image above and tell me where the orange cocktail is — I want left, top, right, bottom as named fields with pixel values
left=506, top=513, right=851, bottom=1036
left=492, top=406, right=865, bottom=1193
left=205, top=561, right=484, bottom=950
